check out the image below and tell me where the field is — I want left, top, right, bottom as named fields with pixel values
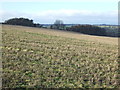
left=2, top=25, right=119, bottom=88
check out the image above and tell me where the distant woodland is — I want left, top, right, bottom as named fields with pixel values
left=2, top=17, right=118, bottom=37
left=3, top=18, right=42, bottom=27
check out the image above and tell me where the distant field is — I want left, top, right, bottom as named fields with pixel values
left=2, top=25, right=118, bottom=88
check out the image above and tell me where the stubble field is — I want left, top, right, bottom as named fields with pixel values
left=2, top=25, right=119, bottom=88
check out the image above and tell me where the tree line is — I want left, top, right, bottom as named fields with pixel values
left=3, top=18, right=108, bottom=36
left=3, top=18, right=42, bottom=27
left=51, top=20, right=106, bottom=36
left=66, top=25, right=106, bottom=36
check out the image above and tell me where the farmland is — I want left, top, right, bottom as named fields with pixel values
left=2, top=25, right=118, bottom=88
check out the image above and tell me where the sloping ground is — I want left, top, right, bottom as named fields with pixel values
left=2, top=25, right=118, bottom=45
left=2, top=25, right=119, bottom=88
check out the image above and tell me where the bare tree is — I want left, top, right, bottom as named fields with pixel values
left=53, top=20, right=65, bottom=30
left=54, top=20, right=63, bottom=25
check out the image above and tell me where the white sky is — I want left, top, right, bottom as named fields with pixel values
left=0, top=0, right=119, bottom=24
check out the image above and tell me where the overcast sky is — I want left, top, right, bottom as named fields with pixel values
left=0, top=0, right=119, bottom=24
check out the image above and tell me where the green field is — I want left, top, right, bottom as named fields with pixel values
left=2, top=25, right=118, bottom=88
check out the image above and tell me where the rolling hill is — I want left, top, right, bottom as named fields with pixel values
left=2, top=25, right=118, bottom=88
